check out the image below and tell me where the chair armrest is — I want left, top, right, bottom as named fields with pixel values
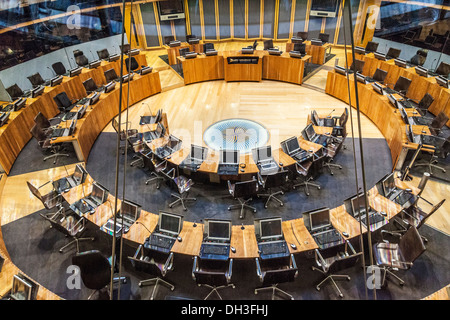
left=163, top=252, right=174, bottom=274
left=257, top=172, right=265, bottom=188
left=289, top=254, right=298, bottom=278
left=346, top=240, right=357, bottom=255
left=226, top=258, right=233, bottom=282
left=295, top=162, right=307, bottom=173
left=192, top=256, right=199, bottom=281
left=71, top=216, right=86, bottom=233
left=38, top=180, right=53, bottom=189
left=401, top=209, right=420, bottom=225
left=255, top=258, right=263, bottom=282
left=417, top=195, right=433, bottom=206
left=166, top=167, right=176, bottom=179
left=227, top=180, right=233, bottom=195
left=315, top=249, right=328, bottom=272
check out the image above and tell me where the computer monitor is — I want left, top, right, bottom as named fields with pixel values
left=255, top=145, right=272, bottom=162
left=350, top=193, right=369, bottom=217
left=382, top=172, right=396, bottom=197
left=259, top=217, right=283, bottom=240
left=309, top=208, right=331, bottom=232
left=285, top=136, right=300, bottom=155
left=91, top=182, right=108, bottom=204
left=10, top=274, right=35, bottom=300
left=220, top=149, right=239, bottom=164
left=158, top=211, right=183, bottom=235
left=206, top=219, right=231, bottom=241
left=386, top=48, right=401, bottom=59
left=365, top=41, right=379, bottom=53
left=305, top=123, right=315, bottom=141
left=73, top=164, right=87, bottom=185
left=191, top=144, right=208, bottom=162
left=120, top=200, right=141, bottom=221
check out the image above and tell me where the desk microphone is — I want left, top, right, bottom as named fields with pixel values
left=142, top=102, right=153, bottom=116
left=89, top=50, right=96, bottom=61
left=430, top=58, right=438, bottom=72
left=47, top=66, right=56, bottom=77
left=70, top=57, right=76, bottom=69
left=136, top=221, right=152, bottom=234
left=326, top=109, right=335, bottom=117
left=63, top=164, right=70, bottom=177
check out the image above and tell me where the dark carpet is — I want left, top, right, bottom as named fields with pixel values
left=86, top=132, right=392, bottom=226
left=2, top=208, right=449, bottom=300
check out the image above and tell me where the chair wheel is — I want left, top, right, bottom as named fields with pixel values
left=318, top=187, right=321, bottom=190
left=306, top=193, right=310, bottom=196
left=254, top=290, right=258, bottom=295
left=59, top=249, right=63, bottom=253
left=171, top=287, right=175, bottom=291
left=169, top=205, right=173, bottom=208
left=331, top=172, right=334, bottom=176
left=145, top=182, right=148, bottom=185
left=183, top=208, right=187, bottom=211
left=339, top=293, right=344, bottom=298
left=400, top=282, right=404, bottom=286
left=280, top=203, right=284, bottom=207
left=347, top=276, right=351, bottom=281
left=253, top=209, right=257, bottom=213
left=138, top=283, right=143, bottom=287
left=316, top=286, right=320, bottom=291
left=281, top=191, right=284, bottom=195
left=264, top=205, right=268, bottom=209
left=228, top=207, right=231, bottom=211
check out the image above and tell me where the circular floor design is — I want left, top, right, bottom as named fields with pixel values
left=203, top=118, right=270, bottom=153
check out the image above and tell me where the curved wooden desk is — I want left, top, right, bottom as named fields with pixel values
left=0, top=53, right=149, bottom=174
left=177, top=50, right=312, bottom=86
left=286, top=40, right=332, bottom=65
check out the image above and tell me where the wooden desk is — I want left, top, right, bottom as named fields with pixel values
left=330, top=205, right=367, bottom=239
left=223, top=51, right=265, bottom=82
left=282, top=218, right=318, bottom=253
left=286, top=40, right=332, bottom=65
left=177, top=53, right=224, bottom=85
left=262, top=53, right=311, bottom=85
left=170, top=221, right=203, bottom=256
left=166, top=43, right=191, bottom=66
left=230, top=225, right=259, bottom=259
left=122, top=210, right=159, bottom=244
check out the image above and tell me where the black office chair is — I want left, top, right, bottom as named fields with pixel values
left=227, top=178, right=259, bottom=219
left=370, top=68, right=388, bottom=83
left=410, top=49, right=428, bottom=67
left=97, top=48, right=110, bottom=60
left=434, top=61, right=450, bottom=77
left=104, top=68, right=119, bottom=82
left=179, top=47, right=190, bottom=57
left=254, top=254, right=298, bottom=300
left=112, top=118, right=138, bottom=155
left=373, top=226, right=426, bottom=287
left=53, top=91, right=79, bottom=113
left=6, top=84, right=26, bottom=100
left=312, top=240, right=362, bottom=298
left=27, top=72, right=47, bottom=88
left=128, top=244, right=175, bottom=300
left=365, top=41, right=379, bottom=53
left=297, top=31, right=308, bottom=40
left=428, top=112, right=449, bottom=136
left=293, top=160, right=321, bottom=196
left=34, top=111, right=58, bottom=135
left=73, top=250, right=126, bottom=300
left=82, top=78, right=100, bottom=94
left=125, top=56, right=139, bottom=73
left=52, top=62, right=67, bottom=76
left=39, top=208, right=94, bottom=253
left=319, top=33, right=330, bottom=43
left=164, top=36, right=175, bottom=45
left=167, top=174, right=197, bottom=211
left=142, top=150, right=168, bottom=188
left=389, top=76, right=412, bottom=96
left=30, top=124, right=69, bottom=164
left=311, top=110, right=335, bottom=127
left=404, top=92, right=434, bottom=117
left=257, top=170, right=288, bottom=208
left=27, top=180, right=62, bottom=212
left=192, top=256, right=234, bottom=300
left=73, top=49, right=89, bottom=67
left=293, top=43, right=306, bottom=54
left=387, top=198, right=446, bottom=243
left=414, top=136, right=449, bottom=174
left=120, top=44, right=131, bottom=54
left=263, top=39, right=275, bottom=50
left=203, top=42, right=215, bottom=52
left=323, top=144, right=343, bottom=175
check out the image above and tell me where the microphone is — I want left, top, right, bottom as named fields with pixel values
left=47, top=66, right=56, bottom=77
left=142, top=102, right=153, bottom=116
left=63, top=164, right=70, bottom=177
left=70, top=57, right=76, bottom=68
left=326, top=109, right=335, bottom=117
left=136, top=221, right=152, bottom=234
left=430, top=58, right=438, bottom=72
left=89, top=50, right=96, bottom=61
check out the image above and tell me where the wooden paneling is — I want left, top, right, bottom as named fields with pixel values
left=262, top=53, right=311, bottom=84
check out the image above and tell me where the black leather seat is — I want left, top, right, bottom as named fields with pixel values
left=73, top=49, right=89, bottom=67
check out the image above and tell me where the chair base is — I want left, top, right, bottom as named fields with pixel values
left=257, top=189, right=284, bottom=209
left=43, top=152, right=70, bottom=165
left=145, top=172, right=164, bottom=189
left=323, top=161, right=342, bottom=176
left=312, top=266, right=350, bottom=298
left=228, top=198, right=256, bottom=219
left=169, top=193, right=196, bottom=211
left=198, top=283, right=235, bottom=300
left=88, top=276, right=127, bottom=300
left=293, top=177, right=321, bottom=196
left=130, top=155, right=144, bottom=167
left=59, top=236, right=95, bottom=254
left=414, top=159, right=446, bottom=174
left=254, top=284, right=294, bottom=300
left=139, top=277, right=175, bottom=300
left=371, top=266, right=405, bottom=287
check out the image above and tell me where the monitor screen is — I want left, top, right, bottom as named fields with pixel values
left=310, top=208, right=331, bottom=231
left=207, top=220, right=231, bottom=241
left=350, top=193, right=368, bottom=217
left=285, top=136, right=300, bottom=154
left=221, top=149, right=239, bottom=164
left=158, top=0, right=184, bottom=15
left=260, top=217, right=283, bottom=240
left=73, top=164, right=86, bottom=184
left=121, top=200, right=141, bottom=221
left=305, top=124, right=315, bottom=140
left=382, top=172, right=396, bottom=196
left=159, top=211, right=182, bottom=234
left=91, top=183, right=107, bottom=204
left=310, top=0, right=339, bottom=12
left=191, top=144, right=207, bottom=161
left=256, top=146, right=272, bottom=161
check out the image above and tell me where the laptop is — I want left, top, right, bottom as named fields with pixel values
left=66, top=164, right=88, bottom=188
left=200, top=219, right=232, bottom=260
left=180, top=144, right=208, bottom=172
left=255, top=217, right=289, bottom=259
left=303, top=123, right=329, bottom=146
left=71, top=182, right=109, bottom=215
left=155, top=135, right=182, bottom=158
left=143, top=122, right=165, bottom=142
left=253, top=146, right=279, bottom=175
left=51, top=118, right=77, bottom=138
left=217, top=149, right=240, bottom=175
left=281, top=136, right=311, bottom=162
left=349, top=193, right=387, bottom=230
left=307, top=208, right=344, bottom=249
left=147, top=211, right=183, bottom=253
left=381, top=172, right=416, bottom=207
left=103, top=199, right=141, bottom=235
